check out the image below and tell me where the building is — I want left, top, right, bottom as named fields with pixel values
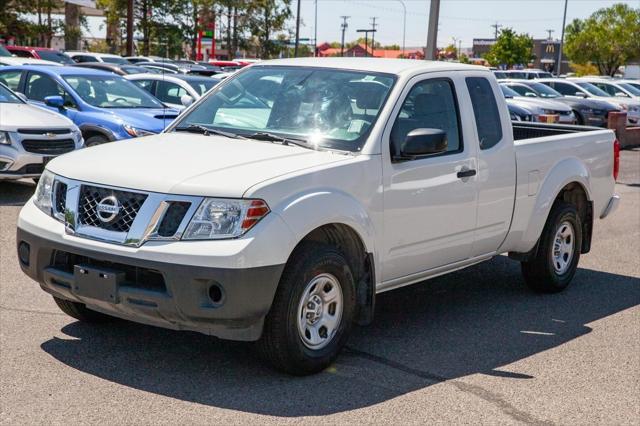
left=317, top=43, right=424, bottom=59
left=472, top=38, right=570, bottom=73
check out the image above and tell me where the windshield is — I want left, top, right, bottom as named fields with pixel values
left=508, top=71, right=527, bottom=79
left=500, top=85, right=520, bottom=98
left=528, top=82, right=562, bottom=98
left=618, top=83, right=640, bottom=96
left=576, top=82, right=610, bottom=97
left=173, top=66, right=396, bottom=151
left=626, top=82, right=640, bottom=91
left=63, top=75, right=164, bottom=108
left=187, top=79, right=219, bottom=96
left=0, top=45, right=11, bottom=57
left=37, top=50, right=75, bottom=65
left=0, top=84, right=22, bottom=103
left=102, top=56, right=129, bottom=65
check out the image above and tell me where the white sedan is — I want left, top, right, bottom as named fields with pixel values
left=125, top=74, right=223, bottom=110
left=0, top=57, right=62, bottom=67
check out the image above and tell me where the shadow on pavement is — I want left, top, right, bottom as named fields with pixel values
left=0, top=181, right=35, bottom=207
left=40, top=256, right=640, bottom=416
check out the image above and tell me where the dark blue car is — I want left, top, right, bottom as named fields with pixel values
left=0, top=66, right=179, bottom=146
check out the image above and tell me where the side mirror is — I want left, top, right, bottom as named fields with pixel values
left=180, top=94, right=194, bottom=107
left=44, top=95, right=65, bottom=109
left=16, top=92, right=28, bottom=102
left=400, top=128, right=448, bottom=159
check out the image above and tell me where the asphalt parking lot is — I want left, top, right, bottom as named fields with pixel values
left=1, top=150, right=638, bottom=425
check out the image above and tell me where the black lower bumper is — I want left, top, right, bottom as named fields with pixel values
left=17, top=228, right=284, bottom=341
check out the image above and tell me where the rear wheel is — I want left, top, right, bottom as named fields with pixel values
left=53, top=296, right=114, bottom=323
left=258, top=243, right=356, bottom=375
left=521, top=201, right=582, bottom=293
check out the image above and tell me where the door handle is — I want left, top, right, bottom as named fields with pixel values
left=457, top=169, right=477, bottom=179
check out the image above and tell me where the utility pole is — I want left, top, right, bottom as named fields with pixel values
left=557, top=0, right=569, bottom=76
left=370, top=17, right=378, bottom=56
left=126, top=0, right=134, bottom=56
left=340, top=16, right=350, bottom=57
left=357, top=29, right=376, bottom=57
left=294, top=0, right=301, bottom=57
left=425, top=0, right=440, bottom=60
left=395, top=0, right=406, bottom=56
left=491, top=22, right=502, bottom=39
left=546, top=29, right=554, bottom=40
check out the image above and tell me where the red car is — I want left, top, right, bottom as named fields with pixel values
left=5, top=46, right=75, bottom=65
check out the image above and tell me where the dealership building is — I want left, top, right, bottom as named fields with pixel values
left=472, top=38, right=571, bottom=73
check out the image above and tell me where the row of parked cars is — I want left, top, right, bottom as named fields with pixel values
left=494, top=69, right=640, bottom=127
left=0, top=44, right=252, bottom=180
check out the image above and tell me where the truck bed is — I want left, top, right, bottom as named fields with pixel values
left=512, top=122, right=605, bottom=140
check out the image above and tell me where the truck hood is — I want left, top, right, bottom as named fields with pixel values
left=0, top=103, right=75, bottom=131
left=48, top=133, right=352, bottom=197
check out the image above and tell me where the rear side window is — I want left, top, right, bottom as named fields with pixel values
left=465, top=77, right=503, bottom=150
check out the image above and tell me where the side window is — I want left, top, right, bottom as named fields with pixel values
left=11, top=50, right=32, bottom=58
left=508, top=85, right=532, bottom=97
left=595, top=83, right=623, bottom=97
left=466, top=77, right=503, bottom=150
left=390, top=79, right=462, bottom=157
left=74, top=55, right=97, bottom=63
left=552, top=82, right=577, bottom=96
left=0, top=71, right=23, bottom=91
left=132, top=79, right=155, bottom=94
left=156, top=81, right=187, bottom=104
left=24, top=73, right=76, bottom=108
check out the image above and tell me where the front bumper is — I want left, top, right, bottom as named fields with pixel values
left=17, top=227, right=285, bottom=341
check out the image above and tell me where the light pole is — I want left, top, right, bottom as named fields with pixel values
left=294, top=0, right=301, bottom=57
left=396, top=0, right=406, bottom=56
left=425, top=0, right=440, bottom=60
left=557, top=0, right=569, bottom=76
left=314, top=0, right=318, bottom=56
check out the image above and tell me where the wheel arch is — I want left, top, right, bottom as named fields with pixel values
left=78, top=124, right=117, bottom=142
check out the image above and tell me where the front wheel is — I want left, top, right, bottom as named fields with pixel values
left=85, top=135, right=109, bottom=147
left=258, top=243, right=356, bottom=375
left=521, top=201, right=582, bottom=293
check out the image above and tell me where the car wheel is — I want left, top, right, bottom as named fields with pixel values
left=85, top=135, right=109, bottom=147
left=258, top=242, right=356, bottom=375
left=521, top=201, right=582, bottom=293
left=52, top=296, right=114, bottom=322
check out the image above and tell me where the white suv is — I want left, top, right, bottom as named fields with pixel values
left=0, top=83, right=83, bottom=180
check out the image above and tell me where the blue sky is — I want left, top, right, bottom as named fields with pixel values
left=297, top=0, right=639, bottom=48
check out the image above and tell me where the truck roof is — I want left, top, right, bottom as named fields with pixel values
left=254, top=57, right=488, bottom=75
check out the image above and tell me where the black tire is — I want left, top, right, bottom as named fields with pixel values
left=258, top=243, right=356, bottom=375
left=85, top=135, right=109, bottom=147
left=521, top=201, right=582, bottom=293
left=52, top=296, right=114, bottom=323
left=573, top=110, right=584, bottom=125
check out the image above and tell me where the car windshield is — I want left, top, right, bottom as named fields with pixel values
left=102, top=56, right=129, bottom=65
left=0, top=45, right=11, bottom=57
left=0, top=84, right=22, bottom=103
left=63, top=75, right=164, bottom=108
left=626, top=82, right=640, bottom=91
left=618, top=83, right=640, bottom=96
left=173, top=66, right=396, bottom=151
left=575, top=82, right=610, bottom=97
left=186, top=79, right=219, bottom=96
left=528, top=82, right=562, bottom=98
left=508, top=71, right=527, bottom=79
left=37, top=50, right=75, bottom=65
left=500, top=85, right=520, bottom=98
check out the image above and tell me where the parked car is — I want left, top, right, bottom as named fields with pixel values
left=173, top=60, right=223, bottom=76
left=0, top=44, right=12, bottom=57
left=17, top=59, right=619, bottom=375
left=538, top=78, right=640, bottom=126
left=507, top=102, right=534, bottom=122
left=493, top=70, right=508, bottom=79
left=4, top=46, right=75, bottom=65
left=499, top=84, right=576, bottom=124
left=500, top=80, right=616, bottom=127
left=136, top=62, right=186, bottom=74
left=71, top=62, right=154, bottom=76
left=125, top=56, right=173, bottom=64
left=619, top=79, right=640, bottom=92
left=503, top=69, right=554, bottom=80
left=0, top=66, right=179, bottom=146
left=0, top=56, right=62, bottom=67
left=0, top=82, right=83, bottom=180
left=576, top=77, right=640, bottom=101
left=208, top=59, right=243, bottom=71
left=65, top=51, right=129, bottom=65
left=125, top=73, right=221, bottom=109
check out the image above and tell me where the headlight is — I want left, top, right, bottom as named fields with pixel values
left=34, top=170, right=55, bottom=216
left=183, top=198, right=270, bottom=240
left=0, top=131, right=10, bottom=145
left=123, top=124, right=155, bottom=138
left=542, top=109, right=557, bottom=115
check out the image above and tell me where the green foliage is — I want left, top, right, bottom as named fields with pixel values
left=564, top=3, right=640, bottom=76
left=484, top=28, right=534, bottom=68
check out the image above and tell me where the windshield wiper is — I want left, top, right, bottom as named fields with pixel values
left=174, top=124, right=244, bottom=139
left=246, top=132, right=313, bottom=150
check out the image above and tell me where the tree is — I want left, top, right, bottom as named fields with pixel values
left=246, top=0, right=292, bottom=59
left=484, top=28, right=534, bottom=68
left=564, top=3, right=640, bottom=77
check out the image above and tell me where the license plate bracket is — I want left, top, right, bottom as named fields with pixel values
left=73, top=264, right=124, bottom=303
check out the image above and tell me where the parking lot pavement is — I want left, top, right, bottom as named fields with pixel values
left=1, top=150, right=639, bottom=425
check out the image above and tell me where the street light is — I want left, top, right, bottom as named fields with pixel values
left=395, top=0, right=406, bottom=56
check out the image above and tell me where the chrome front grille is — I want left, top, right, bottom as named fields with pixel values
left=78, top=185, right=147, bottom=233
left=52, top=177, right=202, bottom=247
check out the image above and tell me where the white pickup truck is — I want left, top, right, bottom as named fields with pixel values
left=17, top=58, right=620, bottom=375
